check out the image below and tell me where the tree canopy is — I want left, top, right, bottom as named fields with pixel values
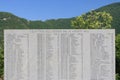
left=71, top=11, right=113, bottom=29
left=116, top=34, right=120, bottom=74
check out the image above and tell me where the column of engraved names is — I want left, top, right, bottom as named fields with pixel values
left=90, top=33, right=114, bottom=80
left=60, top=31, right=70, bottom=80
left=5, top=33, right=29, bottom=80
left=69, top=31, right=83, bottom=80
left=5, top=34, right=17, bottom=80
left=46, top=31, right=59, bottom=80
left=59, top=30, right=83, bottom=80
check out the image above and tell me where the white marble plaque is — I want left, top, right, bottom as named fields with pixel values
left=4, top=29, right=115, bottom=80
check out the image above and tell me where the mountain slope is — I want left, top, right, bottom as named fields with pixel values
left=0, top=12, right=29, bottom=29
left=0, top=12, right=29, bottom=43
left=44, top=18, right=74, bottom=29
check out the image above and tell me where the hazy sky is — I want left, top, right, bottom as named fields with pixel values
left=0, top=0, right=120, bottom=21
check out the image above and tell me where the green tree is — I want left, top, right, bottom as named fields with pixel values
left=116, top=73, right=120, bottom=80
left=71, top=11, right=112, bottom=29
left=0, top=42, right=4, bottom=79
left=116, top=34, right=120, bottom=75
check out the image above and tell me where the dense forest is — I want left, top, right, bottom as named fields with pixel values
left=0, top=2, right=120, bottom=80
